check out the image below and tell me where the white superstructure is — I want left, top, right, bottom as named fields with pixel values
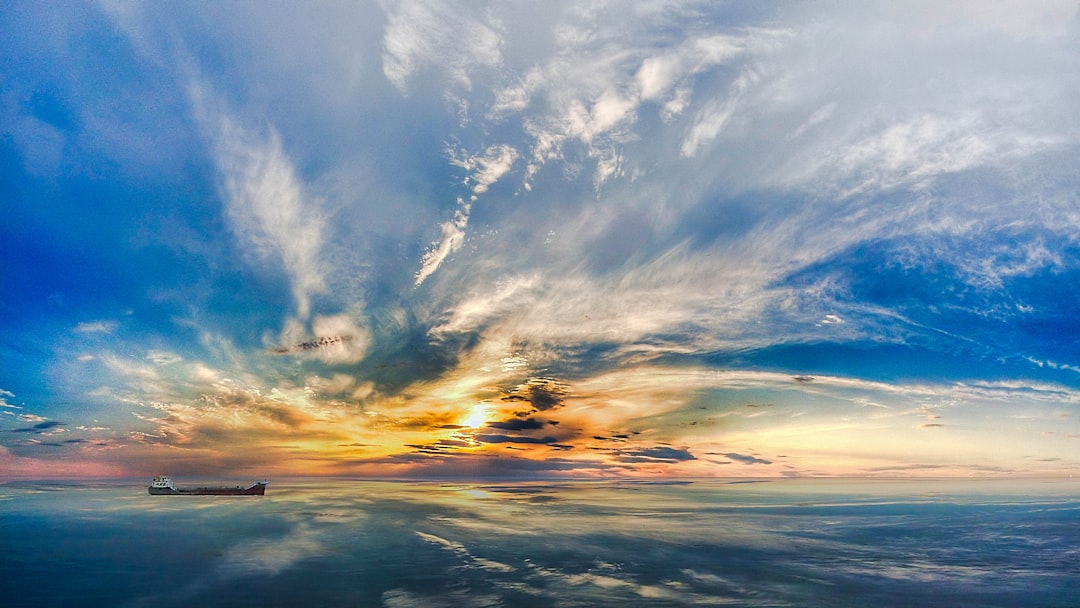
left=150, top=475, right=177, bottom=491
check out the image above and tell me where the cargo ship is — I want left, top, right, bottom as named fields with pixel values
left=148, top=475, right=267, bottom=496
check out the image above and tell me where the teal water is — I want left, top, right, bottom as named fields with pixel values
left=1, top=478, right=1077, bottom=607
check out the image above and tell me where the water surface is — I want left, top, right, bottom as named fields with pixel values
left=1, top=478, right=1077, bottom=607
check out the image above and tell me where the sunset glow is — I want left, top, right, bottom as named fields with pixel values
left=461, top=405, right=490, bottom=430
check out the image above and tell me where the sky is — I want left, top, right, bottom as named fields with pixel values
left=2, top=0, right=1080, bottom=480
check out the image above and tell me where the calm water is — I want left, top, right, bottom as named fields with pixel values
left=1, top=478, right=1078, bottom=607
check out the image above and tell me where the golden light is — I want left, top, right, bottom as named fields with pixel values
left=461, top=404, right=490, bottom=429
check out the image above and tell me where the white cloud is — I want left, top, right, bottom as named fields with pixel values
left=380, top=0, right=503, bottom=93
left=481, top=16, right=783, bottom=189
left=216, top=122, right=326, bottom=320
left=635, top=54, right=681, bottom=101
left=637, top=33, right=746, bottom=104
left=1025, top=357, right=1080, bottom=376
left=311, top=313, right=370, bottom=364
left=101, top=354, right=167, bottom=399
left=450, top=144, right=518, bottom=196
left=791, top=102, right=837, bottom=139
left=424, top=56, right=1074, bottom=383
left=821, top=114, right=1002, bottom=196
left=147, top=351, right=183, bottom=366
left=272, top=312, right=370, bottom=364
left=680, top=97, right=736, bottom=158
left=76, top=320, right=118, bottom=334
left=429, top=274, right=540, bottom=337
left=415, top=200, right=469, bottom=286
left=414, top=144, right=520, bottom=285
left=187, top=79, right=337, bottom=329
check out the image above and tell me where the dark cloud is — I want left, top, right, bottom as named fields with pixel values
left=487, top=417, right=544, bottom=431
left=617, top=446, right=696, bottom=463
left=475, top=434, right=557, bottom=445
left=405, top=444, right=455, bottom=454
left=723, top=452, right=772, bottom=465
left=592, top=431, right=639, bottom=443
left=11, top=421, right=66, bottom=434
left=37, top=439, right=98, bottom=447
left=501, top=378, right=569, bottom=412
left=405, top=437, right=476, bottom=453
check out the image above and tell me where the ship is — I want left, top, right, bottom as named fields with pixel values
left=148, top=475, right=267, bottom=496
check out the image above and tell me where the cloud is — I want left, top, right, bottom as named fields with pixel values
left=428, top=274, right=540, bottom=336
left=414, top=199, right=469, bottom=286
left=10, top=421, right=66, bottom=434
left=475, top=434, right=557, bottom=445
left=501, top=378, right=569, bottom=412
left=380, top=0, right=503, bottom=93
left=415, top=146, right=517, bottom=286
left=723, top=452, right=772, bottom=465
left=190, top=82, right=326, bottom=321
left=487, top=417, right=544, bottom=431
left=378, top=1, right=520, bottom=289
left=76, top=320, right=118, bottom=334
left=801, top=113, right=1057, bottom=198
left=6, top=1, right=1080, bottom=479
left=485, top=11, right=783, bottom=188
left=273, top=313, right=370, bottom=364
left=617, top=446, right=696, bottom=464
left=451, top=144, right=518, bottom=196
left=397, top=0, right=1080, bottom=416
left=147, top=351, right=183, bottom=365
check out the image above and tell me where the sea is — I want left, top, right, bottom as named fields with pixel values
left=1, top=477, right=1077, bottom=607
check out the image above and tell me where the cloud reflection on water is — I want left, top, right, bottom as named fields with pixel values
left=1, top=479, right=1077, bottom=607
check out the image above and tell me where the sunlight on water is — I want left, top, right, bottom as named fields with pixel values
left=1, top=478, right=1078, bottom=607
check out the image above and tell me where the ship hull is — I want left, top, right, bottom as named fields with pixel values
left=148, top=482, right=266, bottom=496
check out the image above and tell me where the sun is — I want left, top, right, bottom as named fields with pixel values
left=461, top=404, right=490, bottom=429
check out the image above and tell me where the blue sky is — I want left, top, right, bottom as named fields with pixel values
left=2, top=0, right=1080, bottom=478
